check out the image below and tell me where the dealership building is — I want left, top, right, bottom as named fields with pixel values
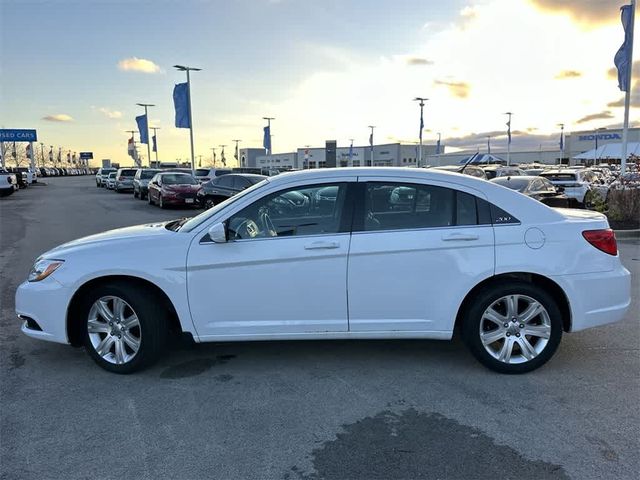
left=238, top=127, right=639, bottom=170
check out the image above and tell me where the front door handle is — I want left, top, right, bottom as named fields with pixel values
left=442, top=232, right=479, bottom=241
left=304, top=241, right=340, bottom=250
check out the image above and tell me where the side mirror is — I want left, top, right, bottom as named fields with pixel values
left=208, top=222, right=227, bottom=243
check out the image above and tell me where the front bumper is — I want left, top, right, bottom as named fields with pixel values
left=551, top=264, right=631, bottom=332
left=15, top=278, right=72, bottom=344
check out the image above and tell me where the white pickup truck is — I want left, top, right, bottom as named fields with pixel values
left=0, top=168, right=18, bottom=196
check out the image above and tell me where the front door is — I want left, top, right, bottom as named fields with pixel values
left=347, top=178, right=495, bottom=334
left=187, top=180, right=355, bottom=339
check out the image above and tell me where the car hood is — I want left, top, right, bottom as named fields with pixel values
left=46, top=222, right=175, bottom=257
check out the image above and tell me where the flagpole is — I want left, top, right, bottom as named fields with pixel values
left=151, top=127, right=160, bottom=165
left=620, top=0, right=635, bottom=175
left=504, top=112, right=513, bottom=166
left=558, top=123, right=565, bottom=165
left=263, top=117, right=275, bottom=155
left=173, top=65, right=202, bottom=172
left=368, top=125, right=375, bottom=166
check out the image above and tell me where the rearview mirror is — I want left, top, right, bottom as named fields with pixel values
left=208, top=222, right=227, bottom=243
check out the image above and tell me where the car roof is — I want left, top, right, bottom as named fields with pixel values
left=222, top=173, right=267, bottom=179
left=491, top=175, right=540, bottom=182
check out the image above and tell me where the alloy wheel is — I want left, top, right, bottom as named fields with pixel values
left=87, top=296, right=141, bottom=365
left=479, top=294, right=551, bottom=364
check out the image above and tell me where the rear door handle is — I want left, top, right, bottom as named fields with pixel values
left=442, top=232, right=479, bottom=241
left=304, top=241, right=340, bottom=250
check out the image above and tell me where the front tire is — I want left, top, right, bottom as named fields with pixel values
left=148, top=192, right=154, bottom=205
left=461, top=281, right=562, bottom=374
left=159, top=195, right=165, bottom=209
left=80, top=282, right=169, bottom=373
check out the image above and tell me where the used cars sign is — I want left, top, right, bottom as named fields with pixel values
left=0, top=129, right=38, bottom=142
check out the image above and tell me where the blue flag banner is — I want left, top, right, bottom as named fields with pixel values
left=136, top=114, right=149, bottom=144
left=348, top=141, right=354, bottom=161
left=615, top=4, right=634, bottom=92
left=436, top=138, right=441, bottom=155
left=263, top=125, right=271, bottom=152
left=559, top=131, right=564, bottom=151
left=506, top=119, right=512, bottom=145
left=419, top=111, right=424, bottom=142
left=173, top=82, right=191, bottom=128
left=369, top=133, right=373, bottom=147
left=152, top=135, right=157, bottom=152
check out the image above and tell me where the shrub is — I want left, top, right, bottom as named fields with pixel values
left=607, top=188, right=640, bottom=224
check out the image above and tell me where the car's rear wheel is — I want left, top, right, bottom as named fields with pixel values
left=159, top=195, right=165, bottom=209
left=133, top=189, right=139, bottom=199
left=80, top=283, right=169, bottom=373
left=148, top=192, right=154, bottom=205
left=204, top=197, right=216, bottom=209
left=462, top=282, right=562, bottom=374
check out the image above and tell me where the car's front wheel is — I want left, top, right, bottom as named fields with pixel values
left=80, top=282, right=169, bottom=373
left=462, top=281, right=562, bottom=374
left=148, top=192, right=154, bottom=205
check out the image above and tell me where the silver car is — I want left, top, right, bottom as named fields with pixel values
left=114, top=168, right=137, bottom=192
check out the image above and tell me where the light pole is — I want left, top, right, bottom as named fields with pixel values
left=173, top=65, right=202, bottom=171
left=263, top=117, right=275, bottom=154
left=594, top=127, right=606, bottom=166
left=558, top=123, right=565, bottom=165
left=368, top=125, right=376, bottom=166
left=232, top=139, right=241, bottom=166
left=504, top=112, right=513, bottom=165
left=136, top=103, right=154, bottom=167
left=413, top=97, right=427, bottom=167
left=150, top=127, right=160, bottom=165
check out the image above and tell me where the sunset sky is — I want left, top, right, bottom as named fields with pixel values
left=1, top=0, right=637, bottom=166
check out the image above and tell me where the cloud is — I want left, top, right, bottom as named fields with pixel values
left=95, top=107, right=122, bottom=119
left=405, top=57, right=433, bottom=66
left=433, top=79, right=471, bottom=98
left=117, top=57, right=161, bottom=73
left=42, top=114, right=73, bottom=122
left=607, top=83, right=640, bottom=108
left=528, top=0, right=619, bottom=25
left=576, top=110, right=614, bottom=124
left=555, top=69, right=582, bottom=79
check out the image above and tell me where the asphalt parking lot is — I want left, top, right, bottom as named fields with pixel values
left=1, top=176, right=638, bottom=480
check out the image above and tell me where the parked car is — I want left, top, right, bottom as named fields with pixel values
left=133, top=168, right=161, bottom=200
left=96, top=167, right=117, bottom=187
left=490, top=176, right=578, bottom=208
left=114, top=168, right=137, bottom=193
left=196, top=173, right=267, bottom=209
left=432, top=165, right=487, bottom=179
left=539, top=168, right=596, bottom=204
left=147, top=172, right=201, bottom=208
left=0, top=168, right=18, bottom=196
left=193, top=167, right=232, bottom=183
left=106, top=172, right=117, bottom=190
left=16, top=168, right=630, bottom=374
left=482, top=165, right=526, bottom=180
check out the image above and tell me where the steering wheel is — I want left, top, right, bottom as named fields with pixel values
left=234, top=219, right=261, bottom=239
left=259, top=207, right=277, bottom=237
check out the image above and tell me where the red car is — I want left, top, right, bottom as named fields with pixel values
left=147, top=172, right=201, bottom=208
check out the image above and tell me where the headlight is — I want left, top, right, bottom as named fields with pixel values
left=28, top=259, right=64, bottom=282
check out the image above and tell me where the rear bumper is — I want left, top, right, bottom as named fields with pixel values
left=15, top=278, right=71, bottom=344
left=551, top=264, right=631, bottom=332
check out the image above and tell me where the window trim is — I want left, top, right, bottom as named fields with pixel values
left=218, top=181, right=356, bottom=243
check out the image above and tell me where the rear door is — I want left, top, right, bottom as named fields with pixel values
left=347, top=177, right=495, bottom=334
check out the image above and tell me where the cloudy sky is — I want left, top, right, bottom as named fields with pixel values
left=1, top=0, right=637, bottom=165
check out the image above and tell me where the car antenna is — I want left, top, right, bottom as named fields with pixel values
left=459, top=152, right=479, bottom=172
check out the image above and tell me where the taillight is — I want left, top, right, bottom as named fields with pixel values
left=582, top=229, right=617, bottom=256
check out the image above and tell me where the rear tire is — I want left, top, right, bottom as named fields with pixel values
left=159, top=195, right=165, bottom=209
left=148, top=193, right=154, bottom=205
left=79, top=282, right=169, bottom=374
left=461, top=281, right=562, bottom=374
left=133, top=189, right=139, bottom=199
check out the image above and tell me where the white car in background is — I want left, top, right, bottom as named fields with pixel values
left=193, top=167, right=232, bottom=183
left=95, top=167, right=116, bottom=187
left=0, top=169, right=18, bottom=196
left=105, top=172, right=117, bottom=190
left=16, top=168, right=630, bottom=374
left=540, top=168, right=596, bottom=204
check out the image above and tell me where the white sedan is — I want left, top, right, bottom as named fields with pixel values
left=16, top=168, right=631, bottom=374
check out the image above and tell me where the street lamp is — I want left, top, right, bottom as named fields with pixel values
left=263, top=117, right=275, bottom=154
left=136, top=103, right=154, bottom=167
left=504, top=112, right=513, bottom=165
left=368, top=125, right=376, bottom=166
left=173, top=65, right=202, bottom=171
left=413, top=97, right=428, bottom=167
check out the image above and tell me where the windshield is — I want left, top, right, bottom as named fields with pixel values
left=181, top=178, right=269, bottom=232
left=194, top=169, right=210, bottom=176
left=492, top=177, right=529, bottom=192
left=162, top=174, right=197, bottom=185
left=120, top=169, right=136, bottom=176
left=541, top=173, right=576, bottom=182
left=141, top=169, right=160, bottom=179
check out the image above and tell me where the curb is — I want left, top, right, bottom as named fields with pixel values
left=614, top=229, right=640, bottom=239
